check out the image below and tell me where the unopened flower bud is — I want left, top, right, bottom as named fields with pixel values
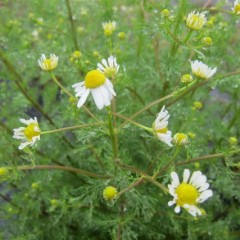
left=161, top=9, right=170, bottom=18
left=202, top=37, right=213, bottom=47
left=193, top=101, right=203, bottom=109
left=181, top=74, right=193, bottom=83
left=229, top=137, right=238, bottom=146
left=118, top=32, right=126, bottom=40
left=173, top=133, right=188, bottom=146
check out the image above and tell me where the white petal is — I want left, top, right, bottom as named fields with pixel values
left=168, top=200, right=175, bottom=206
left=105, top=79, right=116, bottom=96
left=108, top=56, right=114, bottom=67
left=77, top=89, right=90, bottom=108
left=19, top=141, right=30, bottom=150
left=72, top=82, right=84, bottom=88
left=197, top=190, right=213, bottom=203
left=189, top=171, right=202, bottom=185
left=198, top=183, right=210, bottom=192
left=174, top=205, right=181, bottom=213
left=171, top=172, right=180, bottom=187
left=92, top=89, right=104, bottom=110
left=97, top=63, right=105, bottom=72
left=183, top=169, right=190, bottom=183
left=102, top=59, right=108, bottom=68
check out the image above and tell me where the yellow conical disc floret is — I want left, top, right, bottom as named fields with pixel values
left=176, top=183, right=198, bottom=206
left=103, top=186, right=118, bottom=201
left=84, top=70, right=106, bottom=89
left=24, top=123, right=40, bottom=141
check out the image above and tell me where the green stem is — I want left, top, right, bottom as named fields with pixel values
left=114, top=113, right=153, bottom=132
left=50, top=73, right=75, bottom=98
left=116, top=161, right=168, bottom=193
left=143, top=175, right=169, bottom=193
left=153, top=146, right=181, bottom=179
left=41, top=122, right=105, bottom=135
left=118, top=177, right=144, bottom=196
left=119, top=92, right=174, bottom=128
left=108, top=36, right=113, bottom=54
left=183, top=30, right=193, bottom=43
left=176, top=149, right=240, bottom=166
left=107, top=107, right=118, bottom=160
left=17, top=165, right=111, bottom=179
left=65, top=0, right=79, bottom=50
left=228, top=107, right=240, bottom=129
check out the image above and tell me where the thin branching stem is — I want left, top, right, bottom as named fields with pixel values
left=176, top=149, right=240, bottom=166
left=41, top=122, right=105, bottom=135
left=65, top=0, right=79, bottom=50
left=17, top=165, right=112, bottom=179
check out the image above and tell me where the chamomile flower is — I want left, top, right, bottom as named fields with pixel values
left=13, top=117, right=41, bottom=150
left=186, top=11, right=207, bottom=30
left=97, top=56, right=119, bottom=79
left=153, top=106, right=172, bottom=147
left=168, top=169, right=213, bottom=217
left=190, top=60, right=217, bottom=79
left=102, top=21, right=116, bottom=36
left=233, top=0, right=240, bottom=15
left=38, top=54, right=58, bottom=71
left=72, top=70, right=116, bottom=110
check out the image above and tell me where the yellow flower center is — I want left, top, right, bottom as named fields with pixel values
left=84, top=70, right=106, bottom=89
left=103, top=186, right=118, bottom=201
left=0, top=168, right=8, bottom=177
left=174, top=133, right=188, bottom=145
left=188, top=15, right=205, bottom=30
left=104, top=67, right=117, bottom=79
left=24, top=123, right=40, bottom=141
left=235, top=4, right=240, bottom=13
left=156, top=127, right=168, bottom=134
left=176, top=183, right=199, bottom=206
left=194, top=69, right=206, bottom=79
left=43, top=59, right=52, bottom=69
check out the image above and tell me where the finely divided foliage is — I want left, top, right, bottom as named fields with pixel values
left=0, top=0, right=240, bottom=239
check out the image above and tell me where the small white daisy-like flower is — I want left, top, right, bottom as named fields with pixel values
left=168, top=169, right=213, bottom=217
left=186, top=11, right=207, bottom=30
left=190, top=60, right=217, bottom=79
left=72, top=70, right=116, bottom=110
left=153, top=106, right=172, bottom=147
left=232, top=0, right=240, bottom=15
left=38, top=54, right=58, bottom=71
left=97, top=56, right=119, bottom=79
left=13, top=117, right=41, bottom=150
left=102, top=21, right=116, bottom=36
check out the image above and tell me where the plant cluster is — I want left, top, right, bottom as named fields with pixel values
left=0, top=0, right=240, bottom=239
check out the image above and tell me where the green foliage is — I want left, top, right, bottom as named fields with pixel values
left=0, top=0, right=240, bottom=239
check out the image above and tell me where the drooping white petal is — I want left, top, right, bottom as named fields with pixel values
left=174, top=205, right=181, bottom=213
left=77, top=88, right=90, bottom=108
left=197, top=190, right=213, bottom=203
left=92, top=89, right=104, bottom=110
